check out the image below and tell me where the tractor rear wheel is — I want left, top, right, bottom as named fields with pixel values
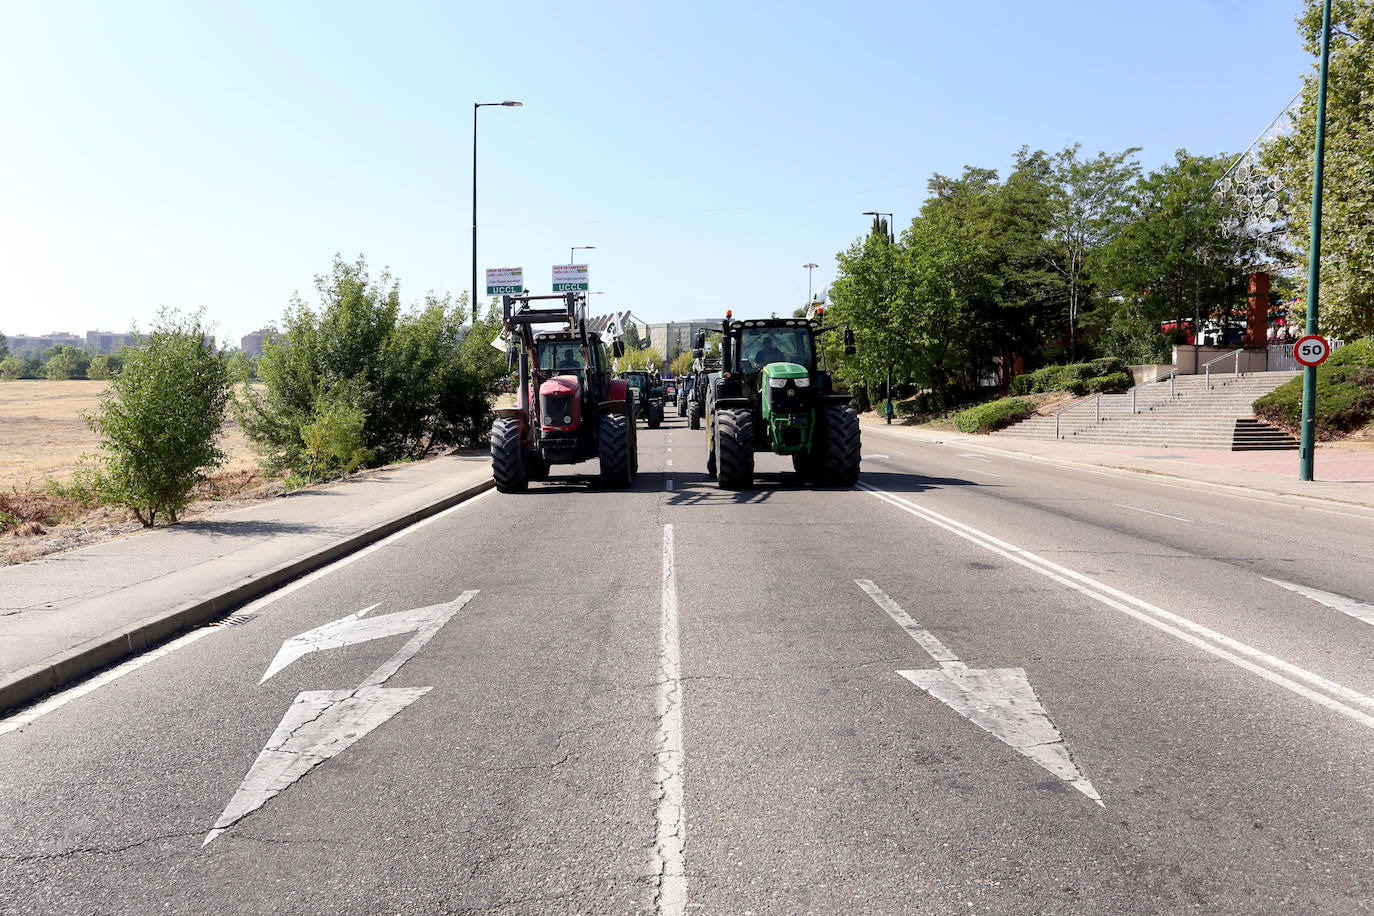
left=716, top=408, right=754, bottom=490
left=648, top=404, right=663, bottom=429
left=820, top=404, right=861, bottom=486
left=689, top=402, right=702, bottom=430
left=491, top=418, right=528, bottom=493
left=598, top=412, right=632, bottom=488
left=626, top=392, right=639, bottom=479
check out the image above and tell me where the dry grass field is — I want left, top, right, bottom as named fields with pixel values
left=0, top=379, right=259, bottom=491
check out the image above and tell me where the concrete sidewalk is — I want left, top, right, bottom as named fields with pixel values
left=861, top=415, right=1374, bottom=512
left=0, top=454, right=494, bottom=715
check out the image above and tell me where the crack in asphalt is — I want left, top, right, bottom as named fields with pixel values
left=1, top=830, right=203, bottom=862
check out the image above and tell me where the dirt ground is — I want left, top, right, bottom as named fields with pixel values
left=0, top=380, right=269, bottom=564
left=0, top=380, right=258, bottom=491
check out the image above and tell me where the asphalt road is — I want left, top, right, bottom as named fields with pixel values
left=4, top=410, right=1374, bottom=914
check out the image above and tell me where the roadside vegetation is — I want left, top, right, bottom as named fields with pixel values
left=1254, top=337, right=1374, bottom=440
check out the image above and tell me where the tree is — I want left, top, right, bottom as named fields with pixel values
left=86, top=353, right=122, bottom=380
left=619, top=346, right=664, bottom=371
left=671, top=350, right=695, bottom=377
left=1044, top=144, right=1142, bottom=358
left=828, top=224, right=910, bottom=408
left=0, top=332, right=8, bottom=360
left=88, top=310, right=231, bottom=526
left=1098, top=149, right=1265, bottom=358
left=44, top=345, right=89, bottom=380
left=1264, top=0, right=1374, bottom=337
left=0, top=356, right=20, bottom=380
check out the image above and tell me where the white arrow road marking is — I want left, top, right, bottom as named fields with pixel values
left=857, top=580, right=1103, bottom=806
left=206, top=590, right=478, bottom=845
left=1265, top=578, right=1374, bottom=627
left=860, top=483, right=1374, bottom=731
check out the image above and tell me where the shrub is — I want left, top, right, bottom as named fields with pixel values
left=894, top=391, right=942, bottom=417
left=1253, top=337, right=1374, bottom=439
left=0, top=356, right=21, bottom=380
left=87, top=310, right=231, bottom=526
left=1086, top=372, right=1132, bottom=393
left=86, top=353, right=121, bottom=380
left=951, top=397, right=1035, bottom=433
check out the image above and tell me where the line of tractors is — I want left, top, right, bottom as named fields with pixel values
left=490, top=293, right=861, bottom=493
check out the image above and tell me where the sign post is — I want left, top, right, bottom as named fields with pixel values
left=485, top=267, right=524, bottom=297
left=553, top=263, right=589, bottom=292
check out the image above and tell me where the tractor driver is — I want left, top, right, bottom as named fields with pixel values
left=750, top=335, right=787, bottom=367
left=558, top=347, right=584, bottom=369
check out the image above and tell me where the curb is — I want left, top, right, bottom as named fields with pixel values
left=0, top=476, right=495, bottom=718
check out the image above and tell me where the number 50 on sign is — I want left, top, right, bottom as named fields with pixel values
left=1294, top=335, right=1331, bottom=367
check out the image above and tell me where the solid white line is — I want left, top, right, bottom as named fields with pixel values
left=859, top=483, right=1374, bottom=731
left=966, top=467, right=1002, bottom=478
left=654, top=525, right=687, bottom=916
left=666, top=459, right=673, bottom=467
left=0, top=488, right=494, bottom=737
left=1115, top=504, right=1193, bottom=523
left=1265, top=578, right=1374, bottom=627
left=855, top=579, right=963, bottom=669
left=862, top=454, right=890, bottom=460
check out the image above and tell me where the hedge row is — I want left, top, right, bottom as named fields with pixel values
left=1009, top=359, right=1129, bottom=396
left=951, top=397, right=1036, bottom=433
left=1253, top=337, right=1374, bottom=440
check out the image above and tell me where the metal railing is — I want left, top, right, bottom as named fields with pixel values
left=1128, top=367, right=1179, bottom=415
left=1053, top=392, right=1106, bottom=439
left=1201, top=348, right=1245, bottom=389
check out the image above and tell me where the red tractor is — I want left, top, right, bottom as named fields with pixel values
left=490, top=292, right=639, bottom=492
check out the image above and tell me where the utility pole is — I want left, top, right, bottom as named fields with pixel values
left=1300, top=0, right=1333, bottom=482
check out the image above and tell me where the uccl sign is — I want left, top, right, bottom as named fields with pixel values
left=486, top=267, right=523, bottom=296
left=553, top=264, right=589, bottom=292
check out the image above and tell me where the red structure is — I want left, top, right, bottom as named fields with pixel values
left=1244, top=272, right=1270, bottom=348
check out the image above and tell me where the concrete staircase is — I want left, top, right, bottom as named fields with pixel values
left=995, top=371, right=1301, bottom=450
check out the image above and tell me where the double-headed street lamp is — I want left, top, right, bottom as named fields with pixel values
left=570, top=245, right=595, bottom=265
left=472, top=100, right=523, bottom=324
left=863, top=211, right=895, bottom=244
left=803, top=262, right=818, bottom=306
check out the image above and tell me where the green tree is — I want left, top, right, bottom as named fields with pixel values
left=86, top=353, right=122, bottom=380
left=671, top=350, right=695, bottom=377
left=1264, top=0, right=1374, bottom=337
left=1044, top=144, right=1142, bottom=359
left=88, top=310, right=231, bottom=526
left=44, top=345, right=89, bottom=380
left=0, top=355, right=21, bottom=380
left=828, top=221, right=911, bottom=409
left=0, top=332, right=8, bottom=360
left=1098, top=149, right=1265, bottom=358
left=619, top=346, right=664, bottom=371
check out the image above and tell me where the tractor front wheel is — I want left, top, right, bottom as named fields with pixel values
left=820, top=404, right=861, bottom=486
left=598, top=412, right=632, bottom=488
left=716, top=408, right=754, bottom=490
left=491, top=418, right=528, bottom=493
left=648, top=403, right=663, bottom=429
left=689, top=402, right=702, bottom=430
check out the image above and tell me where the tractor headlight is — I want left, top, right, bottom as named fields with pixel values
left=793, top=377, right=810, bottom=387
left=767, top=377, right=787, bottom=388
left=544, top=416, right=553, bottom=425
left=563, top=415, right=572, bottom=424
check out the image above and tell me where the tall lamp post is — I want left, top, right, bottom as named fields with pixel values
left=472, top=100, right=523, bottom=324
left=863, top=211, right=896, bottom=422
left=803, top=262, right=818, bottom=307
left=1300, top=0, right=1334, bottom=482
left=570, top=245, right=595, bottom=265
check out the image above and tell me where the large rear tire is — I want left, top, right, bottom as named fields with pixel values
left=716, top=408, right=754, bottom=490
left=626, top=391, right=639, bottom=479
left=648, top=403, right=663, bottom=429
left=689, top=402, right=702, bottom=430
left=491, top=418, right=528, bottom=493
left=820, top=404, right=861, bottom=486
left=598, top=412, right=632, bottom=488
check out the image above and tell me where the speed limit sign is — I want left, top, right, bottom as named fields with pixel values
left=1293, top=334, right=1331, bottom=367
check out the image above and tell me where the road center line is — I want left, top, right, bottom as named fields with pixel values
left=1265, top=578, right=1374, bottom=627
left=859, top=483, right=1374, bottom=731
left=965, top=467, right=1002, bottom=478
left=1115, top=503, right=1193, bottom=523
left=654, top=524, right=687, bottom=915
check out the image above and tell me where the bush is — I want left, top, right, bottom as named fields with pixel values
left=951, top=397, right=1035, bottom=433
left=1086, top=372, right=1132, bottom=393
left=1254, top=337, right=1374, bottom=439
left=86, top=353, right=121, bottom=380
left=87, top=310, right=231, bottom=526
left=238, top=254, right=505, bottom=477
left=895, top=391, right=942, bottom=417
left=0, top=356, right=21, bottom=380
left=1008, top=361, right=1112, bottom=395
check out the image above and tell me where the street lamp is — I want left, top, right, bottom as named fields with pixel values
left=863, top=211, right=896, bottom=422
left=472, top=100, right=523, bottom=324
left=570, top=245, right=595, bottom=265
left=803, top=262, right=818, bottom=306
left=862, top=211, right=895, bottom=244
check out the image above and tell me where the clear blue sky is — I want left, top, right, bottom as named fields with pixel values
left=0, top=0, right=1315, bottom=347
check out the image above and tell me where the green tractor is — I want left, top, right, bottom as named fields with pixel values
left=619, top=369, right=665, bottom=428
left=702, top=311, right=860, bottom=490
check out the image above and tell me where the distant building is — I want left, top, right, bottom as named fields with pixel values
left=85, top=331, right=136, bottom=353
left=646, top=319, right=722, bottom=363
left=6, top=332, right=82, bottom=354
left=239, top=329, right=276, bottom=357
